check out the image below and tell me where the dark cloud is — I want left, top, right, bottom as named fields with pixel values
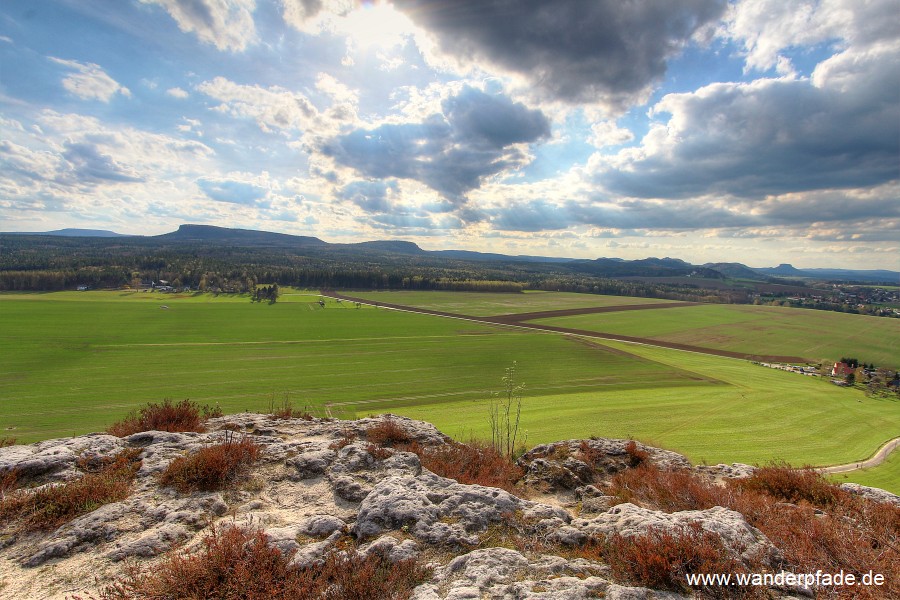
left=599, top=54, right=900, bottom=200
left=197, top=178, right=267, bottom=205
left=321, top=86, right=549, bottom=203
left=338, top=179, right=399, bottom=212
left=393, top=0, right=725, bottom=106
left=62, top=141, right=144, bottom=183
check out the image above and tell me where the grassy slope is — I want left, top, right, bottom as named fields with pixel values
left=0, top=291, right=699, bottom=442
left=348, top=290, right=676, bottom=316
left=531, top=304, right=900, bottom=367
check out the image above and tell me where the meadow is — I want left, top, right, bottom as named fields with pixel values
left=349, top=289, right=677, bottom=316
left=2, top=289, right=897, bottom=491
left=529, top=303, right=900, bottom=367
left=0, top=290, right=704, bottom=442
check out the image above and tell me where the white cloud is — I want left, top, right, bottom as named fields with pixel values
left=196, top=76, right=318, bottom=133
left=140, top=0, right=257, bottom=52
left=166, top=87, right=190, bottom=99
left=49, top=58, right=131, bottom=102
left=724, top=0, right=899, bottom=73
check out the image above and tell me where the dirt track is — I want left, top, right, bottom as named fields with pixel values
left=327, top=293, right=811, bottom=363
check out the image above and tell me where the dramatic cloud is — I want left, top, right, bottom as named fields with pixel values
left=338, top=179, right=399, bottom=213
left=596, top=65, right=899, bottom=200
left=2, top=0, right=898, bottom=267
left=140, top=0, right=257, bottom=51
left=49, top=58, right=131, bottom=102
left=321, top=86, right=550, bottom=203
left=392, top=0, right=725, bottom=108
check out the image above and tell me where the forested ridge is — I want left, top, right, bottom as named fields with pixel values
left=0, top=230, right=748, bottom=303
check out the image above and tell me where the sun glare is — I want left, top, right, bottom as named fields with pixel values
left=342, top=3, right=416, bottom=50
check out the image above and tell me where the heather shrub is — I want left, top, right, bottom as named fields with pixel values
left=0, top=448, right=141, bottom=532
left=159, top=434, right=261, bottom=493
left=403, top=439, right=524, bottom=496
left=735, top=462, right=846, bottom=508
left=605, top=461, right=900, bottom=598
left=102, top=524, right=431, bottom=600
left=608, top=464, right=725, bottom=512
left=623, top=440, right=650, bottom=468
left=107, top=399, right=222, bottom=437
left=583, top=523, right=763, bottom=598
left=365, top=418, right=413, bottom=447
left=0, top=436, right=17, bottom=448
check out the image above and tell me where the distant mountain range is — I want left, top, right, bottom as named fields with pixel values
left=5, top=224, right=898, bottom=284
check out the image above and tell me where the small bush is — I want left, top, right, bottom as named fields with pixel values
left=107, top=399, right=222, bottom=437
left=404, top=439, right=524, bottom=496
left=735, top=462, right=846, bottom=508
left=0, top=436, right=17, bottom=448
left=624, top=440, right=649, bottom=468
left=583, top=522, right=761, bottom=598
left=329, top=429, right=357, bottom=450
left=608, top=464, right=724, bottom=512
left=366, top=418, right=413, bottom=447
left=0, top=448, right=141, bottom=532
left=102, top=524, right=431, bottom=600
left=159, top=435, right=261, bottom=493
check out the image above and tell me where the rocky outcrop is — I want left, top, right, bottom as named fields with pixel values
left=1, top=414, right=895, bottom=599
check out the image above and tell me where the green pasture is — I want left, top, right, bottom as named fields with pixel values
left=1, top=290, right=897, bottom=491
left=348, top=290, right=676, bottom=316
left=831, top=452, right=900, bottom=495
left=376, top=340, right=900, bottom=468
left=0, top=290, right=703, bottom=443
left=529, top=303, right=900, bottom=368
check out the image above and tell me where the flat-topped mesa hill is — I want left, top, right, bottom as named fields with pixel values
left=1, top=415, right=897, bottom=599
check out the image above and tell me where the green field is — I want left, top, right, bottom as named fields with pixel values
left=0, top=291, right=707, bottom=442
left=349, top=290, right=676, bottom=316
left=377, top=341, right=900, bottom=467
left=530, top=303, right=900, bottom=367
left=2, top=290, right=898, bottom=489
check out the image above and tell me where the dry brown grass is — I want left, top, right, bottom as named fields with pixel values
left=267, top=394, right=314, bottom=420
left=100, top=524, right=431, bottom=600
left=107, top=399, right=223, bottom=437
left=0, top=436, right=17, bottom=448
left=0, top=448, right=141, bottom=532
left=159, top=434, right=261, bottom=493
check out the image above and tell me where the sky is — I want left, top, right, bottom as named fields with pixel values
left=1, top=0, right=898, bottom=270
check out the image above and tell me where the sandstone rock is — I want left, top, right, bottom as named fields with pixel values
left=840, top=482, right=900, bottom=506
left=574, top=503, right=780, bottom=568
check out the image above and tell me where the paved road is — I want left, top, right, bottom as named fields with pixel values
left=820, top=436, right=900, bottom=474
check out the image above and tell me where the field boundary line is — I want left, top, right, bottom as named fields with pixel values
left=324, top=292, right=810, bottom=363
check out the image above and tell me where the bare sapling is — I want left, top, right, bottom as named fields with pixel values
left=489, top=361, right=525, bottom=458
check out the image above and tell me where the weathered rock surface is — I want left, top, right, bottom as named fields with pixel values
left=0, top=414, right=888, bottom=599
